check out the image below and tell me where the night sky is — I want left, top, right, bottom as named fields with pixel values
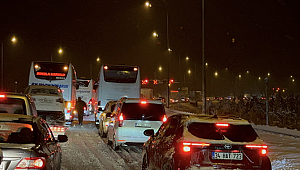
left=1, top=0, right=299, bottom=94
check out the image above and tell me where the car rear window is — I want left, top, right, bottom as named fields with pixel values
left=121, top=103, right=165, bottom=121
left=0, top=98, right=26, bottom=115
left=188, top=122, right=258, bottom=142
left=0, top=122, right=34, bottom=144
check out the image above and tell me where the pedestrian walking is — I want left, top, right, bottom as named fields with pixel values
left=75, top=97, right=86, bottom=126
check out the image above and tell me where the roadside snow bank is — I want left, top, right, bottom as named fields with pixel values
left=251, top=124, right=300, bottom=138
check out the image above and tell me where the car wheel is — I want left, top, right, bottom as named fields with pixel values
left=142, top=154, right=148, bottom=170
left=111, top=133, right=120, bottom=150
left=261, top=156, right=271, bottom=170
left=99, top=123, right=103, bottom=136
left=95, top=117, right=99, bottom=128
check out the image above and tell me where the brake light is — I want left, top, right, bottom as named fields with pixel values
left=119, top=113, right=124, bottom=127
left=163, top=115, right=167, bottom=122
left=50, top=126, right=65, bottom=132
left=104, top=66, right=108, bottom=70
left=134, top=67, right=138, bottom=71
left=0, top=94, right=5, bottom=98
left=216, top=123, right=229, bottom=127
left=245, top=145, right=268, bottom=155
left=141, top=100, right=147, bottom=104
left=182, top=142, right=210, bottom=152
left=84, top=107, right=86, bottom=110
left=15, top=157, right=46, bottom=169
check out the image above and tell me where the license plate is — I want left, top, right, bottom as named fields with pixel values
left=135, top=123, right=151, bottom=128
left=212, top=152, right=243, bottom=160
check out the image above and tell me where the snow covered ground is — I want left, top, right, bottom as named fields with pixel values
left=60, top=107, right=300, bottom=170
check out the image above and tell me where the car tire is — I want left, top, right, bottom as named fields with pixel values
left=142, top=154, right=148, bottom=170
left=111, top=133, right=120, bottom=150
left=261, top=156, right=271, bottom=170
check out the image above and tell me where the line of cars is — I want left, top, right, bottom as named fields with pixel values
left=97, top=97, right=272, bottom=169
left=0, top=87, right=68, bottom=170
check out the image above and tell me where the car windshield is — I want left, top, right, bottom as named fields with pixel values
left=188, top=122, right=258, bottom=142
left=0, top=98, right=26, bottom=115
left=0, top=122, right=34, bottom=144
left=121, top=103, right=165, bottom=121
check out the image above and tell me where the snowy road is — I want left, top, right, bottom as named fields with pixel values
left=59, top=115, right=300, bottom=170
left=60, top=116, right=143, bottom=170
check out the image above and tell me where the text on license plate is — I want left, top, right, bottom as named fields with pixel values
left=135, top=123, right=151, bottom=128
left=212, top=152, right=243, bottom=160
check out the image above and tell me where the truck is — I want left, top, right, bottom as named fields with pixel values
left=141, top=88, right=153, bottom=99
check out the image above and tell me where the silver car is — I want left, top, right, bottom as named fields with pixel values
left=0, top=114, right=68, bottom=170
left=0, top=92, right=37, bottom=117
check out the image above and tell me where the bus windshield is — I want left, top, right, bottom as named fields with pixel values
left=104, top=66, right=138, bottom=83
left=33, top=62, right=69, bottom=80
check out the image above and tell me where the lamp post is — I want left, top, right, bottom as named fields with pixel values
left=201, top=0, right=206, bottom=114
left=146, top=1, right=170, bottom=108
left=264, top=77, right=269, bottom=125
left=1, top=36, right=17, bottom=91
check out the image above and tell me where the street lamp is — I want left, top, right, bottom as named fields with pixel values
left=146, top=1, right=170, bottom=107
left=1, top=36, right=17, bottom=91
left=90, top=57, right=101, bottom=79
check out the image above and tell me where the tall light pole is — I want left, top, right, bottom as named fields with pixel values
left=201, top=0, right=206, bottom=114
left=1, top=36, right=17, bottom=91
left=146, top=1, right=170, bottom=108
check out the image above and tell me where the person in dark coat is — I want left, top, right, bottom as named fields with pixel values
left=75, top=97, right=86, bottom=126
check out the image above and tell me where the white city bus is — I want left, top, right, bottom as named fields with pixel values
left=76, top=78, right=97, bottom=115
left=95, top=64, right=140, bottom=125
left=28, top=61, right=78, bottom=123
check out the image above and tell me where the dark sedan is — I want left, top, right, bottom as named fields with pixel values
left=0, top=114, right=68, bottom=170
left=142, top=113, right=271, bottom=170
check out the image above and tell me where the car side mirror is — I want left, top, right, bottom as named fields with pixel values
left=144, top=129, right=155, bottom=137
left=57, top=135, right=68, bottom=142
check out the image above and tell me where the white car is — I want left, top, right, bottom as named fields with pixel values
left=107, top=98, right=167, bottom=150
left=25, top=85, right=66, bottom=138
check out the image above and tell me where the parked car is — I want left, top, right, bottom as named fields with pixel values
left=98, top=100, right=117, bottom=138
left=0, top=114, right=68, bottom=170
left=25, top=85, right=67, bottom=138
left=0, top=92, right=37, bottom=117
left=142, top=113, right=272, bottom=170
left=107, top=98, right=167, bottom=150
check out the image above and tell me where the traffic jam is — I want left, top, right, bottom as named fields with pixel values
left=0, top=78, right=272, bottom=170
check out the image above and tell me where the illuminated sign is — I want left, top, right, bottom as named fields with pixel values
left=36, top=72, right=66, bottom=77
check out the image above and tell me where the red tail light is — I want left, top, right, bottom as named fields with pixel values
left=15, top=157, right=46, bottom=169
left=245, top=145, right=268, bottom=155
left=84, top=107, right=86, bottom=110
left=216, top=123, right=229, bottom=127
left=0, top=94, right=6, bottom=98
left=50, top=126, right=65, bottom=132
left=119, top=113, right=124, bottom=127
left=182, top=142, right=210, bottom=152
left=141, top=100, right=147, bottom=104
left=163, top=115, right=167, bottom=122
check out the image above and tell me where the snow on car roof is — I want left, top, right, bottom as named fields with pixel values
left=175, top=113, right=251, bottom=125
left=0, top=113, right=33, bottom=122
